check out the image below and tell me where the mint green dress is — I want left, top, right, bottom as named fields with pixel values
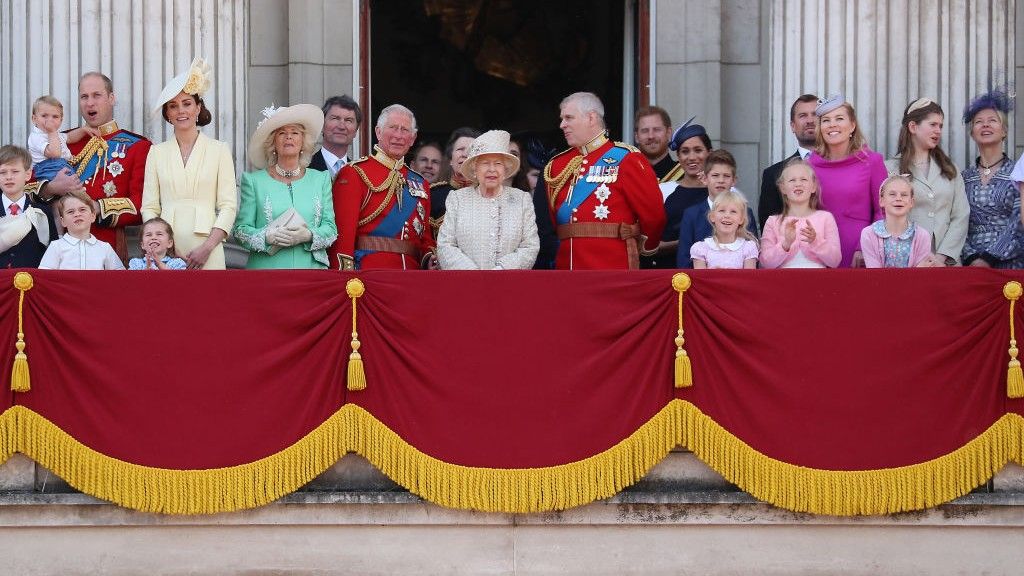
left=233, top=169, right=338, bottom=269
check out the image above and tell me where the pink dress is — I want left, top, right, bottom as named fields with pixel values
left=808, top=148, right=887, bottom=267
left=760, top=210, right=842, bottom=268
left=690, top=237, right=759, bottom=269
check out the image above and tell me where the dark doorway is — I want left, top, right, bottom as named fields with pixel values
left=368, top=0, right=629, bottom=154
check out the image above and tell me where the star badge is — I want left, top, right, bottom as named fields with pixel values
left=107, top=160, right=124, bottom=178
left=593, top=204, right=610, bottom=220
left=103, top=181, right=117, bottom=197
left=595, top=184, right=611, bottom=202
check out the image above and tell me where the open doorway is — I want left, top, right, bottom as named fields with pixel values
left=366, top=0, right=636, bottom=154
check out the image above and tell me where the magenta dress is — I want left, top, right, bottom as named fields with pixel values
left=808, top=148, right=887, bottom=267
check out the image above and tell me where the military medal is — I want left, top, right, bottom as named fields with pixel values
left=593, top=204, right=610, bottom=220
left=595, top=184, right=611, bottom=202
left=107, top=160, right=124, bottom=178
left=412, top=217, right=424, bottom=237
left=103, top=181, right=117, bottom=197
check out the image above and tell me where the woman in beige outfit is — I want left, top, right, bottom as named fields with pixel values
left=437, top=130, right=539, bottom=270
left=142, top=57, right=237, bottom=269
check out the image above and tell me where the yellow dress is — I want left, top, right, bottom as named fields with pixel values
left=141, top=133, right=238, bottom=269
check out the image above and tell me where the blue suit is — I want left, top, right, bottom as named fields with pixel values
left=676, top=201, right=758, bottom=268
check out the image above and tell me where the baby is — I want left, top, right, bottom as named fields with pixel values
left=27, top=95, right=95, bottom=182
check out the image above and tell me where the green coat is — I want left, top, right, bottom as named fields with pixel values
left=233, top=169, right=338, bottom=269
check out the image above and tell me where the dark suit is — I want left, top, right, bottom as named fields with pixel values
left=758, top=151, right=801, bottom=232
left=676, top=201, right=758, bottom=268
left=0, top=196, right=58, bottom=269
left=309, top=150, right=329, bottom=173
left=531, top=176, right=558, bottom=269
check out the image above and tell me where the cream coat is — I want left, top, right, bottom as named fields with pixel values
left=437, top=186, right=539, bottom=270
left=142, top=133, right=238, bottom=269
left=885, top=157, right=968, bottom=263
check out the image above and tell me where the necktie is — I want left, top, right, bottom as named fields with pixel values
left=334, top=159, right=344, bottom=174
left=8, top=204, right=19, bottom=216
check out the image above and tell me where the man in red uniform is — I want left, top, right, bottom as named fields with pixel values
left=34, top=72, right=150, bottom=259
left=330, top=104, right=435, bottom=270
left=544, top=92, right=666, bottom=269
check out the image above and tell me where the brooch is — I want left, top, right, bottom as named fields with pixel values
left=107, top=160, right=124, bottom=178
left=103, top=181, right=117, bottom=197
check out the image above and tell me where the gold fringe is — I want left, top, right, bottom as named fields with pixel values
left=346, top=278, right=366, bottom=391
left=672, top=273, right=693, bottom=388
left=678, top=401, right=1022, bottom=516
left=10, top=272, right=33, bottom=393
left=1004, top=282, right=1024, bottom=398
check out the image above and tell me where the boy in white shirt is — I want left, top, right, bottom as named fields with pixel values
left=38, top=189, right=124, bottom=270
left=27, top=95, right=95, bottom=182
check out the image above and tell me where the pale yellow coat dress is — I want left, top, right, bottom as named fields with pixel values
left=142, top=133, right=238, bottom=269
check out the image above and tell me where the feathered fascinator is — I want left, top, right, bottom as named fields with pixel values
left=963, top=86, right=1015, bottom=124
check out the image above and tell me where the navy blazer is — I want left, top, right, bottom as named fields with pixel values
left=676, top=200, right=759, bottom=268
left=0, top=196, right=58, bottom=269
left=309, top=149, right=329, bottom=173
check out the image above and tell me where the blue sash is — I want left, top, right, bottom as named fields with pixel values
left=75, top=132, right=144, bottom=181
left=555, top=146, right=629, bottom=225
left=355, top=170, right=424, bottom=267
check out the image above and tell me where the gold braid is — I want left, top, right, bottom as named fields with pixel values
left=352, top=164, right=405, bottom=227
left=543, top=156, right=584, bottom=209
left=70, top=136, right=110, bottom=178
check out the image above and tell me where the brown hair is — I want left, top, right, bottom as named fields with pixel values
left=79, top=72, right=113, bottom=94
left=141, top=217, right=179, bottom=258
left=56, top=189, right=96, bottom=216
left=0, top=145, right=32, bottom=170
left=162, top=94, right=212, bottom=127
left=703, top=149, right=736, bottom=174
left=814, top=102, right=868, bottom=159
left=634, top=106, right=671, bottom=128
left=789, top=94, right=819, bottom=122
left=775, top=158, right=821, bottom=220
left=32, top=95, right=64, bottom=115
left=895, top=100, right=957, bottom=180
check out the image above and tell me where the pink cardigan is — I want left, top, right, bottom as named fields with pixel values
left=760, top=211, right=842, bottom=268
left=860, top=221, right=933, bottom=268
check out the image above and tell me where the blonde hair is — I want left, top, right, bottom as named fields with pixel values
left=707, top=189, right=756, bottom=243
left=56, top=189, right=96, bottom=216
left=32, top=95, right=64, bottom=115
left=814, top=102, right=869, bottom=159
left=776, top=158, right=821, bottom=219
left=262, top=123, right=317, bottom=169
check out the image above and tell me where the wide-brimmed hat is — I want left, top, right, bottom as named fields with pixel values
left=152, top=57, right=212, bottom=116
left=460, top=130, right=521, bottom=183
left=247, top=104, right=325, bottom=169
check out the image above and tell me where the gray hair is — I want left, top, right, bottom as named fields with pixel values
left=376, top=104, right=418, bottom=131
left=262, top=123, right=317, bottom=169
left=561, top=92, right=606, bottom=128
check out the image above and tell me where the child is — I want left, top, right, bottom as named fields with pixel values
left=760, top=159, right=842, bottom=268
left=676, top=149, right=758, bottom=268
left=38, top=189, right=125, bottom=270
left=0, top=145, right=56, bottom=268
left=859, top=174, right=934, bottom=268
left=27, top=96, right=94, bottom=182
left=689, top=189, right=759, bottom=269
left=129, top=218, right=187, bottom=270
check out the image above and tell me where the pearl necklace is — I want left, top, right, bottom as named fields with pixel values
left=274, top=164, right=302, bottom=179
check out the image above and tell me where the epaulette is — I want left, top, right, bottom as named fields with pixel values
left=432, top=180, right=449, bottom=188
left=406, top=167, right=426, bottom=181
left=549, top=146, right=575, bottom=162
left=349, top=156, right=371, bottom=166
left=614, top=141, right=641, bottom=153
left=111, top=130, right=149, bottom=142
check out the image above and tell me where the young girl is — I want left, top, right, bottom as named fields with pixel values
left=760, top=159, right=842, bottom=268
left=38, top=189, right=125, bottom=270
left=859, top=175, right=934, bottom=268
left=689, top=189, right=759, bottom=269
left=129, top=218, right=187, bottom=270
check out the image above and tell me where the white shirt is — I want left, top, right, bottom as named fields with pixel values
left=27, top=125, right=72, bottom=166
left=797, top=146, right=812, bottom=160
left=2, top=195, right=26, bottom=216
left=38, top=233, right=125, bottom=270
left=318, top=147, right=348, bottom=179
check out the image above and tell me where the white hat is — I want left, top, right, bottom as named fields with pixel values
left=152, top=57, right=212, bottom=116
left=247, top=104, right=325, bottom=169
left=460, top=130, right=521, bottom=183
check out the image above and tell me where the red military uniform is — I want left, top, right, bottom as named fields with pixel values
left=330, top=147, right=435, bottom=270
left=65, top=120, right=151, bottom=255
left=545, top=134, right=666, bottom=269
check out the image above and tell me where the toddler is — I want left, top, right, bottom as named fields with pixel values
left=38, top=189, right=125, bottom=270
left=27, top=96, right=94, bottom=182
left=859, top=174, right=934, bottom=268
left=129, top=218, right=187, bottom=270
left=760, top=159, right=841, bottom=268
left=689, top=189, right=759, bottom=269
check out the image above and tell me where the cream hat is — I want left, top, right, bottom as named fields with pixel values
left=247, top=104, right=325, bottom=169
left=152, top=57, right=212, bottom=115
left=460, top=130, right=521, bottom=184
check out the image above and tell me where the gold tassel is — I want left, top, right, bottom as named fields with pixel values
left=346, top=278, right=366, bottom=391
left=1004, top=281, right=1024, bottom=398
left=672, top=273, right=693, bottom=388
left=10, top=272, right=34, bottom=393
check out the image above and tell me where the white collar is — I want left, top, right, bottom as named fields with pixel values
left=797, top=146, right=812, bottom=160
left=62, top=233, right=97, bottom=246
left=319, top=146, right=347, bottom=168
left=706, top=237, right=745, bottom=251
left=2, top=195, right=25, bottom=213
